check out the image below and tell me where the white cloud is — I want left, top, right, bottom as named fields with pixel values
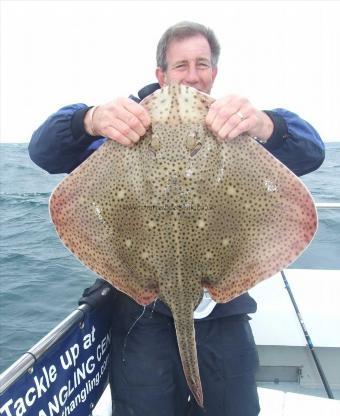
left=1, top=0, right=339, bottom=142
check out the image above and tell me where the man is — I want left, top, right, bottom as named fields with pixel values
left=29, top=22, right=325, bottom=416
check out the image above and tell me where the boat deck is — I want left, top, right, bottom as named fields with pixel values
left=258, top=386, right=340, bottom=415
left=93, top=384, right=340, bottom=416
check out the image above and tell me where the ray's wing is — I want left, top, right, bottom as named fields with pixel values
left=181, top=134, right=317, bottom=303
left=49, top=138, right=163, bottom=305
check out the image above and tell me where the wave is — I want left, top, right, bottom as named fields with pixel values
left=0, top=192, right=51, bottom=208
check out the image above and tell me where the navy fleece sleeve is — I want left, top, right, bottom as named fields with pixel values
left=265, top=108, right=325, bottom=176
left=28, top=104, right=105, bottom=174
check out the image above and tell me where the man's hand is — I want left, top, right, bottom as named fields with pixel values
left=84, top=98, right=151, bottom=147
left=206, top=95, right=274, bottom=142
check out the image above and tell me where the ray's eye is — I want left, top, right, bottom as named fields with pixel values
left=190, top=142, right=202, bottom=157
left=186, top=133, right=196, bottom=150
left=185, top=132, right=202, bottom=157
left=149, top=133, right=161, bottom=156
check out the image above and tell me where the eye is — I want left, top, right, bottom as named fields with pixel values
left=185, top=133, right=202, bottom=157
left=197, top=62, right=210, bottom=69
left=190, top=142, right=202, bottom=157
left=148, top=133, right=160, bottom=156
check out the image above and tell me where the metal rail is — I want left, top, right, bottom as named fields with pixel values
left=0, top=303, right=90, bottom=394
left=0, top=202, right=339, bottom=395
left=315, top=202, right=340, bottom=209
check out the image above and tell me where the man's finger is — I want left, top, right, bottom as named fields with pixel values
left=206, top=96, right=239, bottom=126
left=221, top=120, right=248, bottom=140
left=121, top=98, right=151, bottom=129
left=111, top=118, right=141, bottom=143
left=105, top=126, right=134, bottom=147
left=112, top=106, right=146, bottom=137
left=221, top=115, right=254, bottom=141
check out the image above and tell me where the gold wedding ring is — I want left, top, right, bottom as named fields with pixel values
left=236, top=111, right=245, bottom=121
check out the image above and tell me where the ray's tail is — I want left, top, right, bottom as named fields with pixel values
left=172, top=310, right=204, bottom=408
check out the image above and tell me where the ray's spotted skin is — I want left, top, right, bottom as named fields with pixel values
left=49, top=84, right=317, bottom=408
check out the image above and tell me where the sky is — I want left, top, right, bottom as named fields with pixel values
left=1, top=0, right=339, bottom=143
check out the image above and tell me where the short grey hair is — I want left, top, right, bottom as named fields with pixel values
left=156, top=21, right=221, bottom=71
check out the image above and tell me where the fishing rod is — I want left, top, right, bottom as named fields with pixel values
left=281, top=270, right=334, bottom=399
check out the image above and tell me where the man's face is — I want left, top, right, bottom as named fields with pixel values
left=156, top=35, right=218, bottom=94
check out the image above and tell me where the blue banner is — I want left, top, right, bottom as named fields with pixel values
left=0, top=305, right=111, bottom=416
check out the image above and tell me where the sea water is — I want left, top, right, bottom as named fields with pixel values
left=0, top=143, right=339, bottom=371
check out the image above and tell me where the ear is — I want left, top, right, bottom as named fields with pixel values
left=156, top=67, right=167, bottom=87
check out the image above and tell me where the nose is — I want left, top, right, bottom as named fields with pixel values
left=184, top=65, right=200, bottom=85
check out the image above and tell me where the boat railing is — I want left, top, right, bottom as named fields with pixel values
left=0, top=202, right=339, bottom=414
left=0, top=281, right=114, bottom=415
left=313, top=202, right=340, bottom=209
left=0, top=304, right=90, bottom=394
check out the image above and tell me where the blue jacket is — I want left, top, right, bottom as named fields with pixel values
left=29, top=83, right=325, bottom=319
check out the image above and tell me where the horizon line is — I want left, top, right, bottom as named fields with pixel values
left=1, top=139, right=340, bottom=144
